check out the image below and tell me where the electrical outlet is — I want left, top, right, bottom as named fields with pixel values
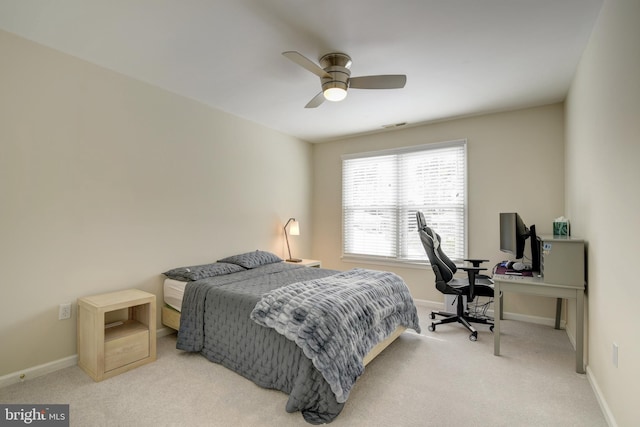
left=612, top=342, right=619, bottom=368
left=58, top=303, right=72, bottom=320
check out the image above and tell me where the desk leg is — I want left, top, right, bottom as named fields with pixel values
left=555, top=298, right=562, bottom=329
left=494, top=282, right=501, bottom=356
left=576, top=290, right=585, bottom=374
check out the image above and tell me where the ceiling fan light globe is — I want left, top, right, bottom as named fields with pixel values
left=324, top=87, right=347, bottom=102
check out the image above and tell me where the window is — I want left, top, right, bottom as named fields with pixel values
left=342, top=139, right=467, bottom=263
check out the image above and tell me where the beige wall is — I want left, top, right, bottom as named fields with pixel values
left=312, top=104, right=565, bottom=320
left=565, top=0, right=640, bottom=425
left=0, top=30, right=312, bottom=376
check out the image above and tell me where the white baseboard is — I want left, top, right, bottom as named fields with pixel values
left=587, top=365, right=617, bottom=427
left=499, top=310, right=566, bottom=329
left=0, top=355, right=78, bottom=389
left=412, top=298, right=441, bottom=310
left=413, top=298, right=565, bottom=328
left=0, top=329, right=175, bottom=389
left=157, top=326, right=176, bottom=338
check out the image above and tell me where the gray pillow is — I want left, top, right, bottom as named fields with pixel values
left=163, top=262, right=246, bottom=281
left=218, top=250, right=283, bottom=269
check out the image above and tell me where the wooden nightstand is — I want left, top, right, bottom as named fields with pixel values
left=77, top=289, right=156, bottom=381
left=285, top=259, right=322, bottom=268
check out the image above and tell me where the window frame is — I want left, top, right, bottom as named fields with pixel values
left=341, top=139, right=468, bottom=267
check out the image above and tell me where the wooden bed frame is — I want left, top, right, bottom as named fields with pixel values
left=161, top=305, right=406, bottom=366
left=162, top=305, right=181, bottom=330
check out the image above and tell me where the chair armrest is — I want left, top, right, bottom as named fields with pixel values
left=464, top=258, right=490, bottom=267
left=459, top=266, right=487, bottom=273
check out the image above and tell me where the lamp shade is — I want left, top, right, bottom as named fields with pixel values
left=284, top=218, right=302, bottom=262
left=289, top=219, right=300, bottom=235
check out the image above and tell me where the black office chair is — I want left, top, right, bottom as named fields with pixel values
left=416, top=211, right=494, bottom=341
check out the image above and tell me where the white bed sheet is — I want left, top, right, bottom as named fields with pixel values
left=163, top=278, right=188, bottom=311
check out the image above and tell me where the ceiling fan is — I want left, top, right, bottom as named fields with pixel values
left=282, top=51, right=407, bottom=108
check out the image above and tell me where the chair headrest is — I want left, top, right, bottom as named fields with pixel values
left=416, top=214, right=457, bottom=282
left=416, top=211, right=427, bottom=230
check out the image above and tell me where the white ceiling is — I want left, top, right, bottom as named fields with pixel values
left=0, top=0, right=603, bottom=143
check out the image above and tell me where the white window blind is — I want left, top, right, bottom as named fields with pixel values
left=342, top=140, right=467, bottom=263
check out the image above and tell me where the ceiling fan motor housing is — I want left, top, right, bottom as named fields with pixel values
left=320, top=53, right=352, bottom=94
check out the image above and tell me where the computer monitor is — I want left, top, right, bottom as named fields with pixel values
left=499, top=212, right=540, bottom=271
left=500, top=212, right=528, bottom=259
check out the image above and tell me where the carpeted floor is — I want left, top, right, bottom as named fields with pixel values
left=0, top=304, right=607, bottom=426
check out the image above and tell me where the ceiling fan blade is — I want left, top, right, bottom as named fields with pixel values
left=349, top=75, right=407, bottom=89
left=305, top=92, right=325, bottom=108
left=283, top=51, right=332, bottom=79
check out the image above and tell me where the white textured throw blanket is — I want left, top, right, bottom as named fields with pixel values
left=250, top=268, right=421, bottom=403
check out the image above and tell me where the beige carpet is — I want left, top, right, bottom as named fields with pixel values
left=0, top=305, right=607, bottom=426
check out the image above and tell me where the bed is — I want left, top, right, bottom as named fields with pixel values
left=161, top=251, right=421, bottom=424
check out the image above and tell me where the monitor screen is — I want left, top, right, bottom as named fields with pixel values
left=499, top=212, right=529, bottom=259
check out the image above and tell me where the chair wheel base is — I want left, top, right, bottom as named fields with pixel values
left=427, top=309, right=493, bottom=342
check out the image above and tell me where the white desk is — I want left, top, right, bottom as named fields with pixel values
left=493, top=274, right=585, bottom=373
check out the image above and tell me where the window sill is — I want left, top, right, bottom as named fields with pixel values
left=340, top=255, right=428, bottom=270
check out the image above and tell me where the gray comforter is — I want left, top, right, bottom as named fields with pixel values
left=251, top=268, right=421, bottom=404
left=176, top=262, right=420, bottom=424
